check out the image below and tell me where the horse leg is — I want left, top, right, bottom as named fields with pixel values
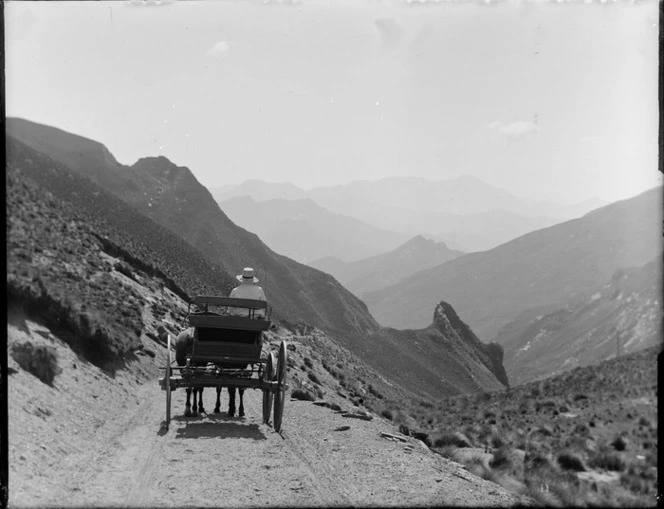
left=214, top=387, right=222, bottom=413
left=228, top=387, right=236, bottom=417
left=198, top=388, right=206, bottom=415
left=238, top=389, right=245, bottom=417
left=191, top=388, right=198, bottom=416
left=185, top=388, right=192, bottom=417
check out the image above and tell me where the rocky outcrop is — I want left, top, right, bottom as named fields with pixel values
left=484, top=342, right=509, bottom=388
left=432, top=301, right=481, bottom=344
left=432, top=301, right=510, bottom=388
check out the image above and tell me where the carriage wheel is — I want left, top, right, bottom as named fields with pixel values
left=273, top=341, right=288, bottom=433
left=165, top=334, right=172, bottom=430
left=262, top=352, right=275, bottom=424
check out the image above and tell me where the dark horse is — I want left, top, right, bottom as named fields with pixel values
left=175, top=329, right=244, bottom=417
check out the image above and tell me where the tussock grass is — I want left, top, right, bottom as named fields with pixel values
left=381, top=409, right=394, bottom=421
left=589, top=450, right=627, bottom=472
left=437, top=445, right=462, bottom=462
left=414, top=347, right=659, bottom=507
left=433, top=432, right=472, bottom=449
left=556, top=451, right=586, bottom=472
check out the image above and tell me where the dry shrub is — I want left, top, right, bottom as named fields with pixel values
left=437, top=445, right=461, bottom=462
left=557, top=451, right=586, bottom=472
left=290, top=388, right=315, bottom=401
left=11, top=341, right=61, bottom=386
left=638, top=417, right=651, bottom=427
left=524, top=483, right=562, bottom=507
left=368, top=384, right=384, bottom=400
left=535, top=400, right=557, bottom=412
left=611, top=435, right=628, bottom=451
left=463, top=455, right=488, bottom=478
left=490, top=446, right=517, bottom=470
left=549, top=482, right=583, bottom=507
left=491, top=433, right=505, bottom=449
left=381, top=408, right=394, bottom=421
left=433, top=432, right=472, bottom=449
left=525, top=451, right=555, bottom=471
left=588, top=450, right=626, bottom=472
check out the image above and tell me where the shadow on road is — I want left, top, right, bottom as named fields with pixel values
left=172, top=414, right=268, bottom=440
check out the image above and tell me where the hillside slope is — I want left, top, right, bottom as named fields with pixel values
left=310, top=235, right=464, bottom=296
left=365, top=187, right=662, bottom=339
left=6, top=137, right=238, bottom=365
left=6, top=152, right=523, bottom=506
left=6, top=118, right=378, bottom=336
left=496, top=258, right=663, bottom=386
left=334, top=302, right=509, bottom=402
left=219, top=196, right=411, bottom=263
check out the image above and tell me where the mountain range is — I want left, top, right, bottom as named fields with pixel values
left=6, top=117, right=378, bottom=336
left=213, top=177, right=607, bottom=252
left=310, top=235, right=464, bottom=297
left=8, top=116, right=660, bottom=395
left=219, top=196, right=412, bottom=263
left=6, top=117, right=508, bottom=399
left=364, top=186, right=662, bottom=343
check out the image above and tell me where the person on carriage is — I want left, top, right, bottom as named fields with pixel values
left=229, top=267, right=267, bottom=318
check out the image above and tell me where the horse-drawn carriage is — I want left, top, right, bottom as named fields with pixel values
left=159, top=296, right=288, bottom=432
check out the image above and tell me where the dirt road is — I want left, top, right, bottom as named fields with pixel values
left=8, top=319, right=527, bottom=507
left=58, top=386, right=525, bottom=507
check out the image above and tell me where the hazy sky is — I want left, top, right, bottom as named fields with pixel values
left=5, top=0, right=661, bottom=204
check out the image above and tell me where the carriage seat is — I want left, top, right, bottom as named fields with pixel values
left=187, top=296, right=270, bottom=365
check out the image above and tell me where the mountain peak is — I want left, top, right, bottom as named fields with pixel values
left=133, top=155, right=178, bottom=168
left=406, top=235, right=429, bottom=244
left=432, top=301, right=479, bottom=343
left=130, top=157, right=197, bottom=184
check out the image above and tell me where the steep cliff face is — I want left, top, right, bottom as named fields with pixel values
left=430, top=302, right=509, bottom=388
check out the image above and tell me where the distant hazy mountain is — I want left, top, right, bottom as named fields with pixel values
left=310, top=235, right=464, bottom=296
left=214, top=177, right=593, bottom=252
left=310, top=175, right=555, bottom=218
left=434, top=209, right=560, bottom=252
left=219, top=196, right=412, bottom=263
left=364, top=186, right=662, bottom=340
left=496, top=258, right=662, bottom=386
left=213, top=179, right=308, bottom=202
left=6, top=117, right=379, bottom=336
left=217, top=176, right=606, bottom=219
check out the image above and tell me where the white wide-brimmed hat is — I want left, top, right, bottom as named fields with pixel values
left=236, top=267, right=259, bottom=283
